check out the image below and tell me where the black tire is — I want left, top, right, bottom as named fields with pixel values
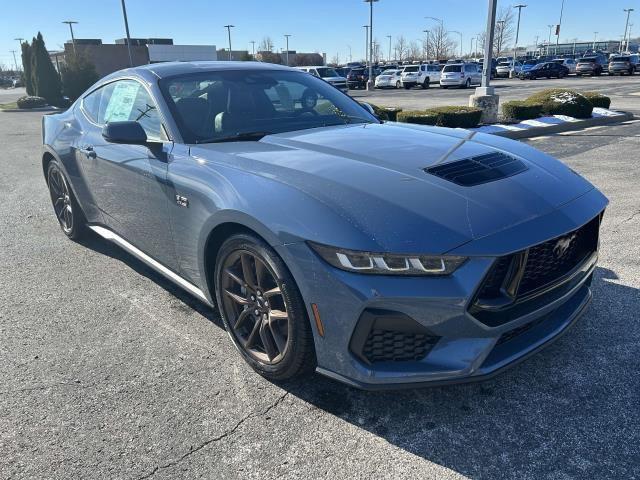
left=396, top=80, right=401, bottom=89
left=421, top=78, right=430, bottom=89
left=463, top=78, right=471, bottom=89
left=46, top=160, right=86, bottom=240
left=441, top=85, right=449, bottom=89
left=214, top=233, right=316, bottom=381
left=404, top=84, right=411, bottom=90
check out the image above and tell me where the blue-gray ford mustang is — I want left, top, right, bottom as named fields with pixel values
left=42, top=61, right=608, bottom=389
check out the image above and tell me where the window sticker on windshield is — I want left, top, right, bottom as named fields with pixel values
left=104, top=82, right=141, bottom=122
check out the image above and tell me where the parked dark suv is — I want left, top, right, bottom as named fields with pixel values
left=347, top=68, right=369, bottom=89
left=576, top=56, right=607, bottom=76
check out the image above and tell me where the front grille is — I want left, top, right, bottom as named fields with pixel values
left=519, top=217, right=599, bottom=295
left=425, top=152, right=528, bottom=187
left=362, top=329, right=439, bottom=363
left=471, top=216, right=600, bottom=327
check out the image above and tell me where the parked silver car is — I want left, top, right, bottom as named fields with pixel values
left=297, top=66, right=348, bottom=93
left=440, top=63, right=481, bottom=89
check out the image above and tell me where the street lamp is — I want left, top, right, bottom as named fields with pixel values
left=364, top=0, right=379, bottom=91
left=119, top=0, right=133, bottom=67
left=512, top=4, right=526, bottom=77
left=62, top=20, right=78, bottom=54
left=423, top=30, right=430, bottom=61
left=348, top=44, right=352, bottom=62
left=10, top=50, right=18, bottom=72
left=386, top=35, right=392, bottom=62
left=593, top=32, right=598, bottom=51
left=547, top=24, right=554, bottom=56
left=448, top=31, right=462, bottom=58
left=362, top=25, right=369, bottom=64
left=224, top=25, right=235, bottom=60
left=13, top=38, right=24, bottom=70
left=623, top=9, right=634, bottom=53
left=556, top=0, right=565, bottom=54
left=250, top=40, right=255, bottom=57
left=284, top=34, right=291, bottom=66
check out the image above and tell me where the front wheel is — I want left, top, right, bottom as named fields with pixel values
left=396, top=80, right=401, bottom=89
left=215, top=234, right=316, bottom=381
left=404, top=84, right=411, bottom=90
left=47, top=160, right=86, bottom=240
left=463, top=78, right=471, bottom=89
left=421, top=78, right=430, bottom=89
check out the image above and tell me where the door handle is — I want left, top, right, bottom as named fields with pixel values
left=79, top=145, right=96, bottom=159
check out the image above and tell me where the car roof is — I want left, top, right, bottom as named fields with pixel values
left=123, top=61, right=295, bottom=79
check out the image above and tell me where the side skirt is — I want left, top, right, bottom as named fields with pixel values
left=88, top=225, right=213, bottom=307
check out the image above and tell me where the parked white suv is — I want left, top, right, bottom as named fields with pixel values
left=440, top=63, right=481, bottom=88
left=297, top=66, right=348, bottom=93
left=400, top=64, right=442, bottom=89
left=552, top=58, right=577, bottom=74
left=496, top=61, right=522, bottom=78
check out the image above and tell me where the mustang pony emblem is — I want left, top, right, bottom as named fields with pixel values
left=553, top=233, right=577, bottom=258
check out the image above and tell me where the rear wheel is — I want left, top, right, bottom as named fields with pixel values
left=214, top=234, right=316, bottom=381
left=463, top=78, right=471, bottom=89
left=396, top=80, right=401, bottom=88
left=421, top=78, right=430, bottom=89
left=46, top=160, right=85, bottom=240
left=404, top=84, right=411, bottom=90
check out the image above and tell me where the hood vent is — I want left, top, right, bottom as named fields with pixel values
left=425, top=152, right=528, bottom=187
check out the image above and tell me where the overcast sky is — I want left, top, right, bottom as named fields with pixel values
left=1, top=0, right=636, bottom=67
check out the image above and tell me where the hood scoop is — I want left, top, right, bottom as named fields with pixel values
left=424, top=152, right=528, bottom=187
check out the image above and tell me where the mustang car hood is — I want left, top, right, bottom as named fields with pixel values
left=191, top=123, right=595, bottom=253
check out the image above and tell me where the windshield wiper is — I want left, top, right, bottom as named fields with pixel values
left=196, top=131, right=272, bottom=144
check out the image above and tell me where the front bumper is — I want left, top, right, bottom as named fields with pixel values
left=274, top=188, right=607, bottom=389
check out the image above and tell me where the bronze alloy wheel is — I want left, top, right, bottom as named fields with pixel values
left=220, top=249, right=291, bottom=364
left=48, top=163, right=74, bottom=235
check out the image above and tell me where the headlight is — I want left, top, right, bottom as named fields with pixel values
left=308, top=242, right=467, bottom=276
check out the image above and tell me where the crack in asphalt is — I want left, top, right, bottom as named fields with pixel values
left=622, top=210, right=640, bottom=223
left=136, top=391, right=290, bottom=480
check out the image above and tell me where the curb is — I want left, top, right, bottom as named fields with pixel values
left=489, top=112, right=635, bottom=139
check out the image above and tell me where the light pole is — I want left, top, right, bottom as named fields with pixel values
left=120, top=0, right=133, bottom=67
left=364, top=0, right=379, bottom=91
left=425, top=17, right=443, bottom=59
left=363, top=25, right=369, bottom=64
left=623, top=9, right=634, bottom=52
left=10, top=50, right=18, bottom=72
left=62, top=20, right=78, bottom=54
left=448, top=31, right=462, bottom=58
left=224, top=25, right=235, bottom=60
left=13, top=38, right=24, bottom=70
left=250, top=40, right=255, bottom=58
left=556, top=0, right=565, bottom=54
left=284, top=34, right=291, bottom=66
left=348, top=45, right=352, bottom=62
left=534, top=35, right=539, bottom=56
left=547, top=24, right=554, bottom=56
left=593, top=32, right=598, bottom=51
left=511, top=4, right=526, bottom=77
left=423, top=30, right=430, bottom=61
left=481, top=0, right=497, bottom=88
left=386, top=35, right=391, bottom=62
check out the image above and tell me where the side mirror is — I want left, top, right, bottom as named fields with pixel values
left=102, top=121, right=148, bottom=145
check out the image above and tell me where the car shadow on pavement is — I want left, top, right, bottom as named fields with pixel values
left=280, top=266, right=639, bottom=478
left=76, top=229, right=223, bottom=328
left=77, top=233, right=638, bottom=477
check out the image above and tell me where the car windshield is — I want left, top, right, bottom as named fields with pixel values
left=443, top=65, right=462, bottom=72
left=316, top=67, right=339, bottom=78
left=403, top=66, right=419, bottom=72
left=612, top=56, right=630, bottom=62
left=350, top=69, right=365, bottom=75
left=160, top=69, right=377, bottom=144
left=552, top=59, right=564, bottom=64
left=532, top=63, right=546, bottom=70
left=524, top=60, right=538, bottom=65
left=381, top=69, right=398, bottom=75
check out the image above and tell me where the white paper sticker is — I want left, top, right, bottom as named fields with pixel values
left=104, top=81, right=141, bottom=122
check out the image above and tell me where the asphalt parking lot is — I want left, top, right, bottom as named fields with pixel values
left=1, top=82, right=639, bottom=479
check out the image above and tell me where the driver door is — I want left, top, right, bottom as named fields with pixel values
left=79, top=79, right=178, bottom=270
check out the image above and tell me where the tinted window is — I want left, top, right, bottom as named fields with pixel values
left=316, top=67, right=339, bottom=78
left=403, top=66, right=419, bottom=72
left=612, top=56, right=630, bottom=62
left=102, top=80, right=164, bottom=140
left=443, top=65, right=462, bottom=73
left=159, top=70, right=377, bottom=144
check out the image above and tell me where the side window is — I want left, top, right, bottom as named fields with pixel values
left=102, top=80, right=165, bottom=140
left=420, top=65, right=426, bottom=71
left=82, top=88, right=102, bottom=123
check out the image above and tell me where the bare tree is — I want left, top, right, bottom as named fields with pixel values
left=330, top=53, right=340, bottom=66
left=394, top=35, right=409, bottom=62
left=494, top=7, right=515, bottom=56
left=426, top=24, right=456, bottom=60
left=407, top=41, right=422, bottom=62
left=258, top=36, right=275, bottom=53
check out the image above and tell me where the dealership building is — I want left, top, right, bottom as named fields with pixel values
left=49, top=38, right=218, bottom=77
